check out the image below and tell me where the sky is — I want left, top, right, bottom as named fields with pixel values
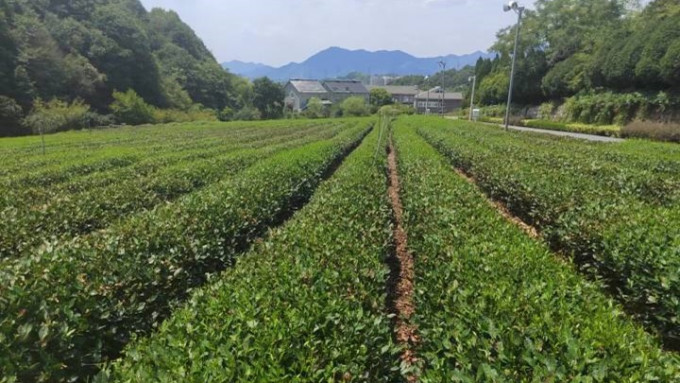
left=138, top=0, right=645, bottom=67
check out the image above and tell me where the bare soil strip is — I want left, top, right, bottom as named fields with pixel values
left=386, top=141, right=419, bottom=383
left=453, top=167, right=540, bottom=239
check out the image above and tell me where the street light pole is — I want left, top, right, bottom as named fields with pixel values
left=503, top=1, right=525, bottom=131
left=468, top=75, right=477, bottom=121
left=439, top=60, right=446, bottom=117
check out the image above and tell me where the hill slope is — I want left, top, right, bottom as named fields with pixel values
left=223, top=47, right=494, bottom=80
left=0, top=0, right=235, bottom=135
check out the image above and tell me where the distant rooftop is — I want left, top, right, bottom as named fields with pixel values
left=366, top=85, right=419, bottom=95
left=415, top=90, right=463, bottom=100
left=288, top=79, right=328, bottom=94
left=322, top=80, right=369, bottom=94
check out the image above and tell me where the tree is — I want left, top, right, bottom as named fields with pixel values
left=304, top=97, right=325, bottom=119
left=340, top=96, right=369, bottom=117
left=252, top=77, right=284, bottom=119
left=0, top=96, right=24, bottom=137
left=110, top=89, right=155, bottom=125
left=369, top=88, right=393, bottom=108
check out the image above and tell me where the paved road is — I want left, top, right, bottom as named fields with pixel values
left=500, top=124, right=624, bottom=143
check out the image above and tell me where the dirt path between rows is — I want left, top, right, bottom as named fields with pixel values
left=452, top=167, right=539, bottom=239
left=386, top=140, right=419, bottom=383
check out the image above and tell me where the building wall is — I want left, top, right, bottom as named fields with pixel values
left=415, top=99, right=462, bottom=114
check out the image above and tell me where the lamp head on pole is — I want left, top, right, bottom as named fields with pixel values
left=504, top=1, right=524, bottom=13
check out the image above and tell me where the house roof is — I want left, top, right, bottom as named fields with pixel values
left=322, top=80, right=369, bottom=94
left=366, top=85, right=420, bottom=96
left=415, top=91, right=463, bottom=101
left=288, top=79, right=328, bottom=94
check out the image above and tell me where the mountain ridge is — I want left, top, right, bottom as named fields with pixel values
left=222, top=47, right=494, bottom=80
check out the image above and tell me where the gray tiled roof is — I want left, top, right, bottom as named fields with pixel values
left=415, top=91, right=463, bottom=100
left=322, top=80, right=369, bottom=94
left=366, top=85, right=419, bottom=95
left=289, top=80, right=328, bottom=94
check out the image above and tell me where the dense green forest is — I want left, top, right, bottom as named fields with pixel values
left=0, top=0, right=244, bottom=136
left=473, top=0, right=680, bottom=123
left=387, top=0, right=679, bottom=124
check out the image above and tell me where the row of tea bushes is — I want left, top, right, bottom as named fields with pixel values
left=0, top=121, right=371, bottom=382
left=393, top=121, right=679, bottom=381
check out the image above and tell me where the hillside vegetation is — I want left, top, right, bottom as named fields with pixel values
left=0, top=0, right=239, bottom=136
left=467, top=0, right=680, bottom=126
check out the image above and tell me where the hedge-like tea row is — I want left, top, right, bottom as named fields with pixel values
left=0, top=122, right=370, bottom=382
left=101, top=125, right=402, bottom=382
left=0, top=124, right=342, bottom=259
left=392, top=122, right=680, bottom=381
left=413, top=117, right=680, bottom=345
left=0, top=122, right=330, bottom=212
left=0, top=121, right=329, bottom=204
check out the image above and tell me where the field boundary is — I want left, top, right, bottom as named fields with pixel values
left=386, top=139, right=419, bottom=382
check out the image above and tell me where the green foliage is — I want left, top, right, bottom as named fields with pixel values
left=394, top=117, right=679, bottom=380
left=110, top=89, right=155, bottom=125
left=0, top=120, right=370, bottom=382
left=477, top=72, right=509, bottom=105
left=523, top=119, right=622, bottom=137
left=103, top=124, right=402, bottom=382
left=340, top=96, right=369, bottom=117
left=23, top=98, right=91, bottom=134
left=0, top=0, right=239, bottom=129
left=152, top=105, right=217, bottom=124
left=0, top=96, right=24, bottom=136
left=417, top=118, right=680, bottom=349
left=478, top=0, right=680, bottom=107
left=252, top=77, right=284, bottom=120
left=303, top=96, right=325, bottom=119
left=369, top=88, right=393, bottom=109
left=232, top=105, right=261, bottom=121
left=563, top=91, right=680, bottom=125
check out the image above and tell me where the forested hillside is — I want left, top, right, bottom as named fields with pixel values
left=473, top=0, right=680, bottom=123
left=0, top=0, right=238, bottom=136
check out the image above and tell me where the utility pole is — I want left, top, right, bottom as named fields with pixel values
left=439, top=60, right=446, bottom=117
left=468, top=75, right=477, bottom=121
left=503, top=1, right=525, bottom=131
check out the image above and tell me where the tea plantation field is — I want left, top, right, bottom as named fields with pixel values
left=1, top=117, right=678, bottom=382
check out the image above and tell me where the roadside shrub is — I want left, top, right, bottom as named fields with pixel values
left=340, top=96, right=369, bottom=117
left=525, top=119, right=567, bottom=130
left=564, top=91, right=680, bottom=125
left=23, top=98, right=91, bottom=133
left=218, top=106, right=234, bottom=121
left=303, top=97, right=325, bottom=119
left=153, top=105, right=217, bottom=123
left=110, top=89, right=155, bottom=125
left=379, top=104, right=415, bottom=117
left=622, top=120, right=680, bottom=142
left=538, top=102, right=556, bottom=120
left=232, top=106, right=261, bottom=121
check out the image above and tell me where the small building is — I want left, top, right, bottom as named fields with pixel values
left=366, top=85, right=420, bottom=106
left=284, top=79, right=329, bottom=112
left=284, top=79, right=370, bottom=112
left=414, top=88, right=463, bottom=114
left=322, top=80, right=369, bottom=105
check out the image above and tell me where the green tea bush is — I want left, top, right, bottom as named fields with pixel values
left=416, top=117, right=680, bottom=347
left=0, top=123, right=370, bottom=382
left=103, top=126, right=401, bottom=382
left=393, top=119, right=680, bottom=380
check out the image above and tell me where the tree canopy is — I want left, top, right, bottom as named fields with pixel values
left=474, top=0, right=679, bottom=106
left=0, top=0, right=240, bottom=135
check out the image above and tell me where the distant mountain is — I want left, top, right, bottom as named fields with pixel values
left=223, top=60, right=276, bottom=78
left=222, top=47, right=494, bottom=80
